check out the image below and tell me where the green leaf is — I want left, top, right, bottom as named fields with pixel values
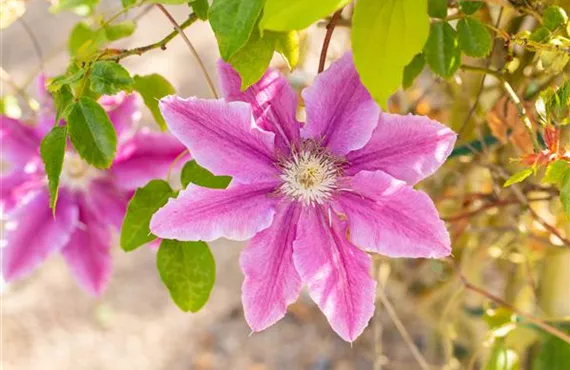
left=274, top=31, right=300, bottom=69
left=68, top=21, right=105, bottom=58
left=503, top=168, right=533, bottom=187
left=190, top=0, right=209, bottom=20
left=459, top=0, right=483, bottom=15
left=121, top=0, right=136, bottom=8
left=40, top=126, right=67, bottom=213
left=209, top=0, right=264, bottom=60
left=532, top=327, right=570, bottom=370
left=544, top=6, right=568, bottom=31
left=181, top=160, right=232, bottom=189
left=403, top=53, right=426, bottom=89
left=529, top=27, right=551, bottom=43
left=120, top=180, right=174, bottom=252
left=90, top=61, right=134, bottom=95
left=260, top=0, right=350, bottom=31
left=133, top=74, right=176, bottom=130
left=543, top=160, right=570, bottom=185
left=157, top=239, right=216, bottom=312
left=352, top=0, right=430, bottom=108
left=53, top=84, right=74, bottom=123
left=48, top=68, right=85, bottom=92
left=561, top=170, right=570, bottom=218
left=67, top=97, right=117, bottom=168
left=457, top=17, right=492, bottom=57
left=424, top=21, right=461, bottom=78
left=548, top=81, right=570, bottom=124
left=485, top=339, right=519, bottom=370
left=228, top=30, right=275, bottom=90
left=103, top=20, right=136, bottom=41
left=428, top=0, right=447, bottom=19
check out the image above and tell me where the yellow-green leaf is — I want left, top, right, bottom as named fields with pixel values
left=133, top=74, right=176, bottom=131
left=260, top=0, right=350, bottom=31
left=274, top=31, right=300, bottom=69
left=352, top=0, right=430, bottom=108
left=503, top=168, right=533, bottom=187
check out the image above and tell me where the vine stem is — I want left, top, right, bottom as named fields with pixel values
left=318, top=9, right=342, bottom=73
left=457, top=7, right=503, bottom=138
left=460, top=64, right=541, bottom=152
left=455, top=266, right=570, bottom=345
left=376, top=276, right=431, bottom=370
left=101, top=14, right=199, bottom=61
left=155, top=4, right=218, bottom=99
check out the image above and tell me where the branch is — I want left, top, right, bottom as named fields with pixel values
left=155, top=5, right=218, bottom=98
left=460, top=65, right=541, bottom=152
left=318, top=9, right=343, bottom=73
left=100, top=13, right=199, bottom=61
left=458, top=275, right=570, bottom=345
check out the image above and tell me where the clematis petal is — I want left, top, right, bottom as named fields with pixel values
left=0, top=117, right=43, bottom=209
left=112, top=128, right=187, bottom=190
left=293, top=205, right=376, bottom=342
left=346, top=113, right=456, bottom=185
left=159, top=96, right=278, bottom=183
left=335, top=170, right=451, bottom=258
left=240, top=201, right=302, bottom=332
left=218, top=61, right=301, bottom=153
left=83, top=179, right=129, bottom=229
left=61, top=196, right=112, bottom=296
left=101, top=92, right=140, bottom=138
left=1, top=189, right=78, bottom=281
left=301, top=52, right=380, bottom=155
left=150, top=181, right=279, bottom=242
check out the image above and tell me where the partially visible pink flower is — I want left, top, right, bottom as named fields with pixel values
left=150, top=52, right=456, bottom=341
left=1, top=76, right=186, bottom=295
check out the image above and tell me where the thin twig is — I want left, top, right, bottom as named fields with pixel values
left=376, top=280, right=431, bottom=370
left=318, top=9, right=342, bottom=73
left=373, top=260, right=384, bottom=370
left=458, top=275, right=570, bottom=345
left=101, top=14, right=199, bottom=61
left=461, top=64, right=540, bottom=152
left=457, top=7, right=503, bottom=138
left=155, top=5, right=218, bottom=98
left=18, top=18, right=44, bottom=72
left=527, top=207, right=570, bottom=246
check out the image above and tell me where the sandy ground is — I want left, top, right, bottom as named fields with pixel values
left=1, top=2, right=427, bottom=369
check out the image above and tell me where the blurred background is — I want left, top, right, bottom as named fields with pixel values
left=2, top=1, right=570, bottom=369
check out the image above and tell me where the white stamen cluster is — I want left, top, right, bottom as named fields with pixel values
left=279, top=141, right=341, bottom=205
left=59, top=152, right=102, bottom=191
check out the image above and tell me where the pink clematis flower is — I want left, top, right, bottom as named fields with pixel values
left=1, top=76, right=186, bottom=295
left=150, top=53, right=457, bottom=341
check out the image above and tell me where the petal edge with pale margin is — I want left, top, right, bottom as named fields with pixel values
left=301, top=52, right=380, bottom=156
left=240, top=201, right=302, bottom=332
left=159, top=96, right=278, bottom=183
left=150, top=181, right=279, bottom=242
left=218, top=61, right=301, bottom=153
left=293, top=206, right=376, bottom=342
left=335, top=170, right=451, bottom=258
left=346, top=113, right=456, bottom=185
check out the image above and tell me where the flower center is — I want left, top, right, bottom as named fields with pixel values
left=59, top=152, right=101, bottom=191
left=279, top=140, right=342, bottom=205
